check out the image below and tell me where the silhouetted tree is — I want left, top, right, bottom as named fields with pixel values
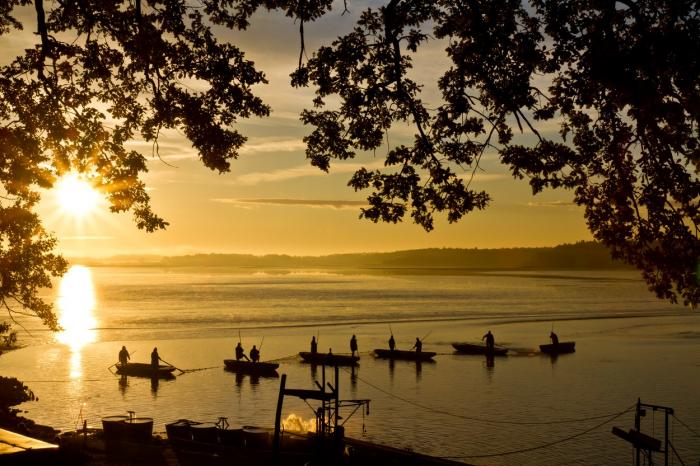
left=0, top=0, right=698, bottom=329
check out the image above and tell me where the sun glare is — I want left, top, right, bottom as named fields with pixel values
left=56, top=265, right=97, bottom=353
left=54, top=173, right=102, bottom=218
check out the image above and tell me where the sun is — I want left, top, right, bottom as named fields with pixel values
left=54, top=173, right=102, bottom=217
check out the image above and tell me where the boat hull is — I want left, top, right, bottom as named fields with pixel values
left=539, top=341, right=576, bottom=354
left=299, top=352, right=359, bottom=366
left=223, top=359, right=279, bottom=375
left=373, top=349, right=436, bottom=361
left=115, top=363, right=176, bottom=379
left=452, top=343, right=508, bottom=356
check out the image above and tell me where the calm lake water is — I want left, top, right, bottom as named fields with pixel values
left=1, top=266, right=699, bottom=465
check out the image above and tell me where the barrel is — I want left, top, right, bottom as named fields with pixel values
left=242, top=426, right=270, bottom=448
left=102, top=415, right=129, bottom=442
left=125, top=417, right=153, bottom=443
left=280, top=432, right=312, bottom=452
left=218, top=427, right=244, bottom=446
left=165, top=420, right=193, bottom=441
left=191, top=422, right=218, bottom=443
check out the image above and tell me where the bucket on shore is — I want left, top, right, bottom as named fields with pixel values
left=218, top=427, right=244, bottom=446
left=191, top=422, right=218, bottom=443
left=125, top=417, right=153, bottom=443
left=166, top=420, right=194, bottom=441
left=102, top=415, right=153, bottom=444
left=102, top=415, right=129, bottom=442
left=243, top=426, right=270, bottom=449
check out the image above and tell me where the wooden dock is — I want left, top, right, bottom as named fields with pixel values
left=0, top=428, right=59, bottom=464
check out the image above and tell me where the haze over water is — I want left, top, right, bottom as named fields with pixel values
left=1, top=266, right=699, bottom=465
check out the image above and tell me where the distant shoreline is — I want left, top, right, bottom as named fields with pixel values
left=69, top=241, right=632, bottom=271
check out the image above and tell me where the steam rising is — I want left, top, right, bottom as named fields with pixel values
left=281, top=414, right=316, bottom=433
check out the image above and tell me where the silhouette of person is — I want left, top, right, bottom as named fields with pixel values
left=250, top=345, right=260, bottom=363
left=350, top=335, right=358, bottom=357
left=118, top=346, right=130, bottom=366
left=482, top=331, right=495, bottom=353
left=310, top=336, right=318, bottom=354
left=235, top=342, right=249, bottom=361
left=412, top=337, right=422, bottom=353
left=550, top=331, right=559, bottom=345
left=151, top=347, right=160, bottom=369
left=388, top=334, right=396, bottom=351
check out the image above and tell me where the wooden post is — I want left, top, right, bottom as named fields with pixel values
left=321, top=363, right=327, bottom=435
left=272, top=374, right=287, bottom=463
left=664, top=409, right=669, bottom=466
left=334, top=365, right=340, bottom=431
left=634, top=398, right=641, bottom=466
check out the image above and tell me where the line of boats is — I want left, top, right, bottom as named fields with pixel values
left=112, top=339, right=576, bottom=379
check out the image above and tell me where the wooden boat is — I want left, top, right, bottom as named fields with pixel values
left=223, top=359, right=279, bottom=375
left=539, top=341, right=576, bottom=354
left=298, top=352, right=359, bottom=366
left=373, top=349, right=436, bottom=362
left=115, top=362, right=176, bottom=379
left=452, top=342, right=508, bottom=356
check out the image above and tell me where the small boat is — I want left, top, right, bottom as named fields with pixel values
left=115, top=363, right=176, bottom=379
left=223, top=359, right=279, bottom=375
left=539, top=341, right=576, bottom=354
left=373, top=349, right=436, bottom=362
left=298, top=352, right=359, bottom=366
left=452, top=342, right=508, bottom=356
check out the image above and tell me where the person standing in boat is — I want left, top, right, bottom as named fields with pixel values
left=550, top=331, right=559, bottom=346
left=118, top=346, right=130, bottom=366
left=411, top=337, right=423, bottom=353
left=388, top=334, right=396, bottom=352
left=235, top=342, right=249, bottom=361
left=350, top=334, right=358, bottom=357
left=151, top=347, right=161, bottom=369
left=250, top=345, right=260, bottom=363
left=482, top=330, right=495, bottom=353
left=310, top=336, right=318, bottom=354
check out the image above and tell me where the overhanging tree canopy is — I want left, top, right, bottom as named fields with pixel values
left=0, top=0, right=698, bottom=329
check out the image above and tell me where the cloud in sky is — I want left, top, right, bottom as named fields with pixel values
left=230, top=159, right=386, bottom=185
left=527, top=201, right=577, bottom=208
left=230, top=158, right=512, bottom=186
left=212, top=198, right=366, bottom=210
left=61, top=235, right=116, bottom=241
left=239, top=138, right=307, bottom=155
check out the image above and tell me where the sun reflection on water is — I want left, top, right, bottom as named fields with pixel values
left=56, top=266, right=97, bottom=357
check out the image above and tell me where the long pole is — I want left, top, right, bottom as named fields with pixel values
left=635, top=398, right=641, bottom=466
left=272, top=374, right=286, bottom=464
left=158, top=357, right=183, bottom=373
left=664, top=409, right=669, bottom=466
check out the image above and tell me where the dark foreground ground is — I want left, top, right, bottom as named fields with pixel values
left=0, top=417, right=470, bottom=466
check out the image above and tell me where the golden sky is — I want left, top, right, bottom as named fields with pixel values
left=12, top=4, right=591, bottom=257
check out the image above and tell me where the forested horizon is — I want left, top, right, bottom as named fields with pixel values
left=71, top=241, right=630, bottom=270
